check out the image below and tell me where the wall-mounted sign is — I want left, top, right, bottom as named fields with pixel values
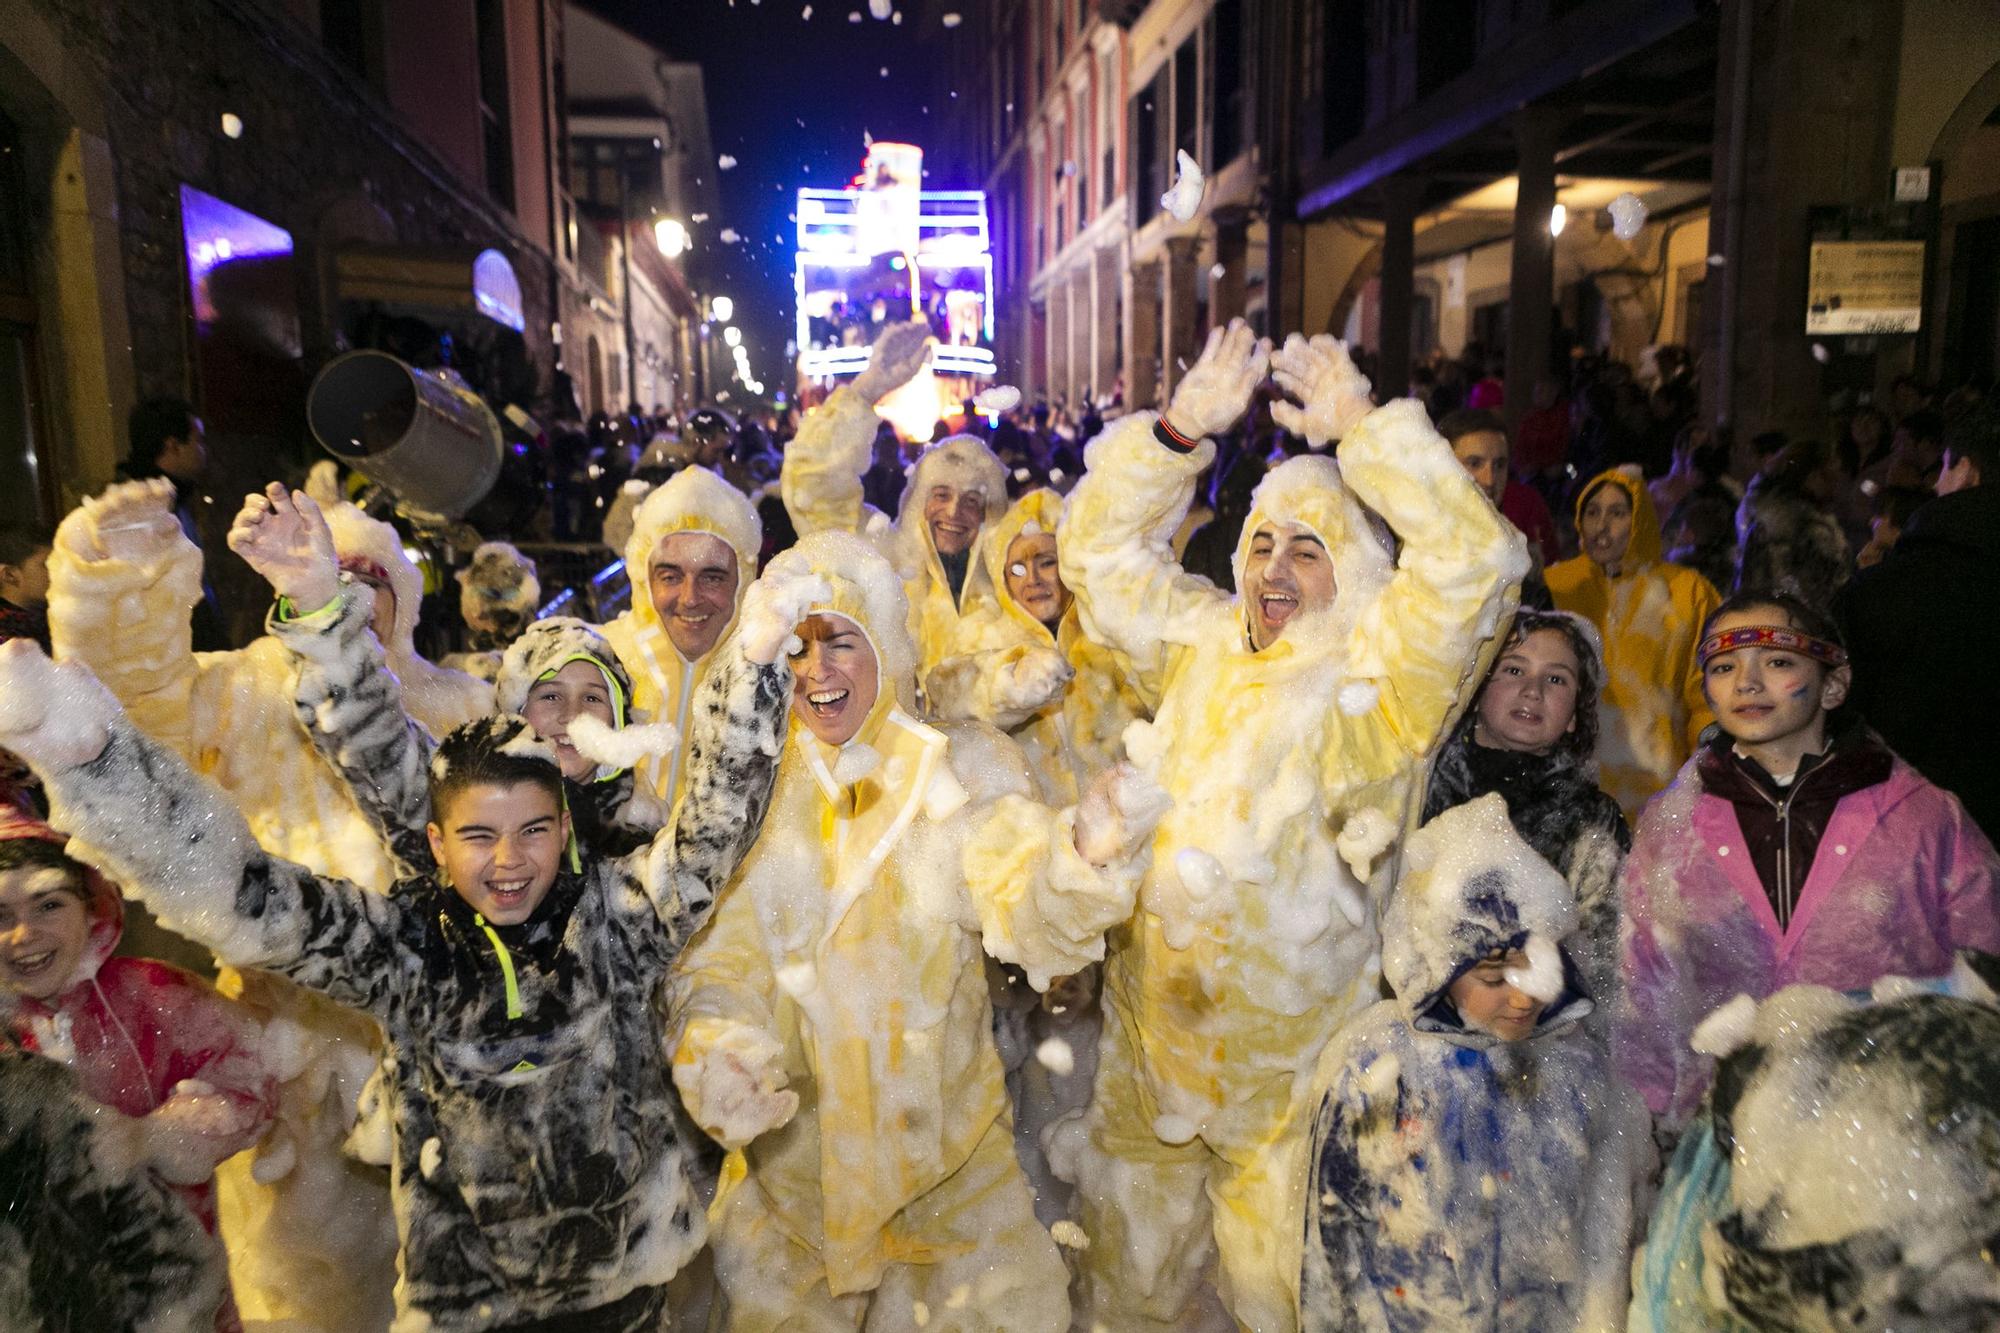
left=1806, top=240, right=1925, bottom=335
left=1893, top=166, right=1932, bottom=203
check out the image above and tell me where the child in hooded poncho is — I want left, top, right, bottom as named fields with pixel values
left=0, top=818, right=276, bottom=1333
left=1301, top=795, right=1630, bottom=1333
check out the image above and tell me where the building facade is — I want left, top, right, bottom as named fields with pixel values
left=562, top=4, right=717, bottom=418
left=0, top=0, right=717, bottom=536
left=930, top=0, right=1268, bottom=413
left=1267, top=0, right=2000, bottom=447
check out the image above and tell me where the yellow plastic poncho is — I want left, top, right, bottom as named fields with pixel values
left=925, top=488, right=1153, bottom=806
left=1055, top=400, right=1526, bottom=1333
left=669, top=530, right=1149, bottom=1330
left=47, top=496, right=490, bottom=1333
left=780, top=386, right=1008, bottom=681
left=599, top=465, right=762, bottom=806
left=1545, top=465, right=1721, bottom=820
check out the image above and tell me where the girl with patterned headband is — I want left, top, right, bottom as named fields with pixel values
left=1616, top=588, right=2000, bottom=1326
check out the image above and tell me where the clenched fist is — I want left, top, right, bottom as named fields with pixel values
left=737, top=566, right=835, bottom=666
left=76, top=478, right=183, bottom=565
left=1073, top=762, right=1172, bottom=867
left=674, top=1031, right=799, bottom=1151
left=0, top=640, right=118, bottom=771
left=995, top=647, right=1073, bottom=715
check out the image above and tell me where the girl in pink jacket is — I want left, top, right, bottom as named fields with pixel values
left=1615, top=590, right=2000, bottom=1127
left=0, top=817, right=276, bottom=1332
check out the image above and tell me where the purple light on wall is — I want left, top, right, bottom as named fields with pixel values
left=179, top=184, right=301, bottom=355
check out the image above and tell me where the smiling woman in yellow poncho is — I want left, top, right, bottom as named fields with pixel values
left=925, top=488, right=1154, bottom=806
left=668, top=530, right=1169, bottom=1331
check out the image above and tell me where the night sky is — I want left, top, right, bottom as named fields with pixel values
left=580, top=0, right=950, bottom=402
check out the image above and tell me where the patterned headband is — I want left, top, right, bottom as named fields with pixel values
left=1698, top=625, right=1847, bottom=670
left=339, top=554, right=392, bottom=585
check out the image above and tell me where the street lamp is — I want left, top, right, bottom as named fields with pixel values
left=724, top=326, right=743, bottom=348
left=655, top=217, right=689, bottom=258
left=710, top=296, right=734, bottom=323
left=1548, top=203, right=1568, bottom=237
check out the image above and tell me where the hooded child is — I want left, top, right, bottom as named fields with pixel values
left=0, top=571, right=804, bottom=1330
left=0, top=1044, right=233, bottom=1333
left=1614, top=590, right=2000, bottom=1132
left=925, top=486, right=1154, bottom=806
left=667, top=529, right=1173, bottom=1331
left=599, top=464, right=765, bottom=805
left=782, top=318, right=1013, bottom=683
left=0, top=818, right=277, bottom=1333
left=1422, top=608, right=1630, bottom=1003
left=1546, top=465, right=1722, bottom=821
left=1054, top=326, right=1527, bottom=1333
left=1300, top=795, right=1631, bottom=1333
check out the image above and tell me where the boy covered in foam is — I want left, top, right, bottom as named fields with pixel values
left=1300, top=795, right=1632, bottom=1332
left=0, top=555, right=810, bottom=1329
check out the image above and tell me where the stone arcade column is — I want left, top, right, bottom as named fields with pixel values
left=1127, top=256, right=1162, bottom=410
left=1376, top=177, right=1424, bottom=401
left=1093, top=245, right=1121, bottom=402
left=1213, top=217, right=1250, bottom=326
left=1162, top=234, right=1201, bottom=399
left=1505, top=107, right=1560, bottom=436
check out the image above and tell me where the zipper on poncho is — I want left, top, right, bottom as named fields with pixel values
left=473, top=913, right=536, bottom=1071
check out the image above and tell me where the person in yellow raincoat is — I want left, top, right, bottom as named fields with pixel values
left=47, top=479, right=495, bottom=1332
left=1054, top=325, right=1527, bottom=1333
left=925, top=487, right=1153, bottom=806
left=1545, top=465, right=1721, bottom=820
left=668, top=528, right=1173, bottom=1331
left=600, top=463, right=762, bottom=805
left=782, top=319, right=1010, bottom=683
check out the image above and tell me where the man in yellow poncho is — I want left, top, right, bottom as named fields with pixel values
left=782, top=319, right=1010, bottom=683
left=1055, top=326, right=1527, bottom=1333
left=48, top=479, right=495, bottom=1332
left=925, top=487, right=1153, bottom=806
left=600, top=464, right=762, bottom=805
left=1545, top=464, right=1721, bottom=820
left=668, top=530, right=1173, bottom=1330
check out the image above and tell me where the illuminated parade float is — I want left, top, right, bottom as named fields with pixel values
left=795, top=142, right=995, bottom=440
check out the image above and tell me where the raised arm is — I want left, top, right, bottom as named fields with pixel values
left=614, top=564, right=812, bottom=948
left=1332, top=396, right=1528, bottom=754
left=781, top=318, right=931, bottom=537
left=48, top=479, right=206, bottom=756
left=230, top=485, right=436, bottom=875
left=0, top=644, right=415, bottom=1025
left=1059, top=322, right=1268, bottom=682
